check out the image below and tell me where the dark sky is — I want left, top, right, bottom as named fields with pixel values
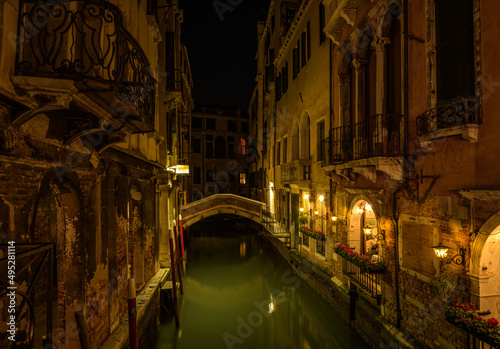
left=180, top=0, right=270, bottom=110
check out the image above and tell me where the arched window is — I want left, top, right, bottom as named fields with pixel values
left=238, top=138, right=246, bottom=155
left=215, top=136, right=226, bottom=158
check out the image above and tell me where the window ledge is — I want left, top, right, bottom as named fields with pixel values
left=418, top=124, right=479, bottom=150
left=315, top=252, right=326, bottom=261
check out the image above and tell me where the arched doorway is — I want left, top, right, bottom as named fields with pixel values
left=349, top=199, right=379, bottom=258
left=477, top=230, right=500, bottom=319
left=128, top=184, right=144, bottom=287
left=31, top=174, right=84, bottom=348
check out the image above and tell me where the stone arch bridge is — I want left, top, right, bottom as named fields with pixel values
left=180, top=194, right=290, bottom=245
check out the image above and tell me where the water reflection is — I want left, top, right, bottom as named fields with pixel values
left=155, top=220, right=369, bottom=349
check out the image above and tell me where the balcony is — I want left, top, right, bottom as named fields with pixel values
left=321, top=114, right=402, bottom=181
left=416, top=98, right=480, bottom=149
left=14, top=0, right=156, bottom=131
left=334, top=244, right=385, bottom=304
left=281, top=159, right=311, bottom=185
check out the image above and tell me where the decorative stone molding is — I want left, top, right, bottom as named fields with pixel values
left=340, top=8, right=357, bottom=27
left=459, top=190, right=500, bottom=201
left=372, top=36, right=390, bottom=53
left=418, top=124, right=479, bottom=150
left=327, top=31, right=343, bottom=45
left=352, top=166, right=377, bottom=183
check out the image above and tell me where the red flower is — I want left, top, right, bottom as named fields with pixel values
left=477, top=317, right=483, bottom=322
left=461, top=318, right=466, bottom=323
left=487, top=318, right=499, bottom=327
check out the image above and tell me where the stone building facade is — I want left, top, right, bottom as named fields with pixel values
left=190, top=102, right=250, bottom=201
left=0, top=0, right=191, bottom=348
left=249, top=0, right=500, bottom=347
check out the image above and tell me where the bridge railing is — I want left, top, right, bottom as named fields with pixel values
left=261, top=209, right=290, bottom=248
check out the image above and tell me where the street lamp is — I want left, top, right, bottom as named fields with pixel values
left=432, top=243, right=466, bottom=266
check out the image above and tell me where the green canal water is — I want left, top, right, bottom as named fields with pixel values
left=154, top=219, right=369, bottom=349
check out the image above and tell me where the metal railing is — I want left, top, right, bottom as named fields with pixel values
left=262, top=209, right=290, bottom=247
left=340, top=256, right=382, bottom=304
left=322, top=114, right=401, bottom=167
left=466, top=334, right=497, bottom=349
left=15, top=0, right=156, bottom=128
left=416, top=97, right=480, bottom=137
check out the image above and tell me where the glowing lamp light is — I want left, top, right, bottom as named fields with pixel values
left=304, top=194, right=309, bottom=200
left=363, top=226, right=373, bottom=235
left=331, top=216, right=338, bottom=222
left=432, top=243, right=450, bottom=259
left=269, top=182, right=274, bottom=188
left=319, top=195, right=324, bottom=203
left=268, top=301, right=275, bottom=314
left=314, top=210, right=319, bottom=216
left=300, top=207, right=304, bottom=213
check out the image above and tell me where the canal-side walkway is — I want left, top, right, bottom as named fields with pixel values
left=101, top=268, right=170, bottom=349
left=259, top=226, right=415, bottom=349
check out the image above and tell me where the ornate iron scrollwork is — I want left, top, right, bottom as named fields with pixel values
left=416, top=98, right=480, bottom=137
left=16, top=0, right=156, bottom=128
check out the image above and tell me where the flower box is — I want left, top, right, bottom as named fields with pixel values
left=299, top=226, right=326, bottom=241
left=334, top=243, right=386, bottom=274
left=445, top=299, right=500, bottom=348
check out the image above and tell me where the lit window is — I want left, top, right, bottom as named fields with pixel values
left=238, top=139, right=246, bottom=155
left=240, top=173, right=247, bottom=184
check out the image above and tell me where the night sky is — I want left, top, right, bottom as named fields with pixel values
left=180, top=0, right=271, bottom=110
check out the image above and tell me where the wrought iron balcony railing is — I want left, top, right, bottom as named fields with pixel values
left=281, top=159, right=311, bottom=183
left=339, top=255, right=383, bottom=304
left=321, top=114, right=401, bottom=167
left=416, top=98, right=480, bottom=137
left=15, top=0, right=156, bottom=128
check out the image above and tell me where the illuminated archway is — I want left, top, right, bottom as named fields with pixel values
left=348, top=198, right=379, bottom=258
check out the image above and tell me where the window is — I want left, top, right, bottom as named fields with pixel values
left=293, top=45, right=299, bottom=80
left=319, top=4, right=326, bottom=44
left=316, top=239, right=325, bottom=256
left=206, top=135, right=214, bottom=158
left=238, top=138, right=246, bottom=155
left=281, top=63, right=289, bottom=94
left=275, top=72, right=281, bottom=100
left=302, top=234, right=309, bottom=247
left=192, top=117, right=202, bottom=129
left=435, top=0, right=474, bottom=103
left=215, top=136, right=226, bottom=158
left=240, top=173, right=246, bottom=184
left=241, top=122, right=248, bottom=133
left=307, top=21, right=311, bottom=59
left=193, top=166, right=201, bottom=184
left=192, top=138, right=201, bottom=153
left=301, top=32, right=307, bottom=67
left=276, top=141, right=281, bottom=165
left=206, top=118, right=216, bottom=130
left=318, top=121, right=325, bottom=162
left=283, top=138, right=287, bottom=163
left=147, top=0, right=158, bottom=15
left=228, top=120, right=237, bottom=132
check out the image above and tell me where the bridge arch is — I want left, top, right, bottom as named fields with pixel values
left=180, top=194, right=266, bottom=228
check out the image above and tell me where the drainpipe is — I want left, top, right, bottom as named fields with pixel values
left=393, top=0, right=410, bottom=330
left=393, top=186, right=403, bottom=329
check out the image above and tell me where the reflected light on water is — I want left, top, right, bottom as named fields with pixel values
left=268, top=295, right=275, bottom=314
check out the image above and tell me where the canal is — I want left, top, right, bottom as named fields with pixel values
left=154, top=218, right=369, bottom=349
